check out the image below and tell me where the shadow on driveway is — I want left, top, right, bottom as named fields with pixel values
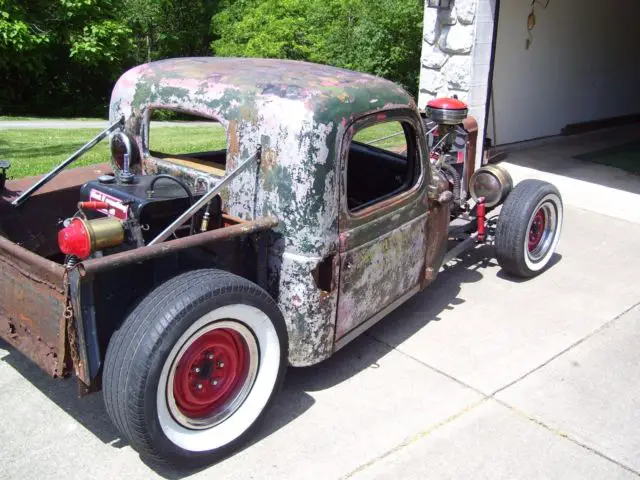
left=0, top=242, right=536, bottom=478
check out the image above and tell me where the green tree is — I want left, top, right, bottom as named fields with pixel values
left=124, top=0, right=216, bottom=63
left=210, top=0, right=423, bottom=95
left=212, top=0, right=311, bottom=59
left=0, top=0, right=424, bottom=116
left=0, top=0, right=134, bottom=115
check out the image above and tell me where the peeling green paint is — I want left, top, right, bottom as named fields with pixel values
left=108, top=57, right=433, bottom=366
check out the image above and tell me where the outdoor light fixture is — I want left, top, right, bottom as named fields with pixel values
left=427, top=0, right=452, bottom=9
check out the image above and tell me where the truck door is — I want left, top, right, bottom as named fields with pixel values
left=336, top=111, right=430, bottom=343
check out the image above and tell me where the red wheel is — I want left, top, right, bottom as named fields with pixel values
left=528, top=208, right=546, bottom=252
left=495, top=180, right=563, bottom=278
left=169, top=322, right=259, bottom=429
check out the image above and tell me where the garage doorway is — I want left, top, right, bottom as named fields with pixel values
left=487, top=0, right=640, bottom=146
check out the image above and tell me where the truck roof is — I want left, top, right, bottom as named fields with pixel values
left=109, top=57, right=416, bottom=126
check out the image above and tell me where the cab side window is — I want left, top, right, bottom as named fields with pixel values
left=347, top=120, right=419, bottom=211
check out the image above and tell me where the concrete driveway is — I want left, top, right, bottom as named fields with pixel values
left=1, top=131, right=640, bottom=479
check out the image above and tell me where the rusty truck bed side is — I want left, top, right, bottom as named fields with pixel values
left=0, top=164, right=112, bottom=376
left=0, top=235, right=67, bottom=376
left=1, top=164, right=279, bottom=388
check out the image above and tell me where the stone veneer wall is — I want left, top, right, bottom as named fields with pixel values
left=418, top=0, right=496, bottom=166
left=418, top=0, right=479, bottom=106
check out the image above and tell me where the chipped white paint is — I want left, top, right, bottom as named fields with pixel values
left=275, top=251, right=337, bottom=366
left=108, top=57, right=428, bottom=367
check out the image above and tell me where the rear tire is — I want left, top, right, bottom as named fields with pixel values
left=495, top=179, right=563, bottom=278
left=103, top=269, right=287, bottom=467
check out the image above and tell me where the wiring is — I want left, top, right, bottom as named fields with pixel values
left=147, top=174, right=196, bottom=235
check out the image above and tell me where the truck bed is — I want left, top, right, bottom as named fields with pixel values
left=0, top=165, right=277, bottom=389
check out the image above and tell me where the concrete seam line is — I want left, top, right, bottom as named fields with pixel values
left=340, top=398, right=489, bottom=480
left=366, top=332, right=490, bottom=398
left=494, top=399, right=640, bottom=477
left=355, top=302, right=640, bottom=478
left=491, top=300, right=640, bottom=397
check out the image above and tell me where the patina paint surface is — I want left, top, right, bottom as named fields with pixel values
left=337, top=214, right=427, bottom=338
left=334, top=110, right=432, bottom=340
left=109, top=57, right=418, bottom=366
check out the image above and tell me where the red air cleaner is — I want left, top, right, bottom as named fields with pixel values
left=426, top=97, right=469, bottom=126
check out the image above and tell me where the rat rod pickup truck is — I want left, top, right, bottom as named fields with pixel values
left=0, top=58, right=562, bottom=467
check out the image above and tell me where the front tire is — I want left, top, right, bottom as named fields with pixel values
left=103, top=269, right=287, bottom=467
left=495, top=179, right=563, bottom=278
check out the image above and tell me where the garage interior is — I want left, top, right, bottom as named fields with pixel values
left=480, top=0, right=640, bottom=225
left=487, top=0, right=640, bottom=146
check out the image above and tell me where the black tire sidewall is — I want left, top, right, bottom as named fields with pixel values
left=495, top=180, right=563, bottom=277
left=108, top=270, right=288, bottom=467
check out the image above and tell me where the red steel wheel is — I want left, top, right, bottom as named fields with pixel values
left=167, top=321, right=259, bottom=430
left=172, top=327, right=253, bottom=425
left=528, top=208, right=546, bottom=252
left=495, top=179, right=563, bottom=278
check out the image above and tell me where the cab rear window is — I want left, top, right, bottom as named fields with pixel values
left=147, top=110, right=227, bottom=176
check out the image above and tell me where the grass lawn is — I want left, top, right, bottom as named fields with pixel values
left=0, top=121, right=406, bottom=179
left=1, top=125, right=227, bottom=179
left=354, top=121, right=407, bottom=150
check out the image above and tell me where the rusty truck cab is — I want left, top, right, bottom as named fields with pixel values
left=111, top=58, right=444, bottom=367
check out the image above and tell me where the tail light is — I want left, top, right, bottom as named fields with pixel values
left=58, top=217, right=125, bottom=259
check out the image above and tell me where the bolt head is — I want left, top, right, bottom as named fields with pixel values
left=194, top=367, right=201, bottom=373
left=207, top=354, right=214, bottom=360
left=218, top=361, right=225, bottom=368
left=211, top=379, right=218, bottom=386
left=196, top=383, right=203, bottom=390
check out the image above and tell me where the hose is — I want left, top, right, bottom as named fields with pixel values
left=441, top=162, right=461, bottom=205
left=148, top=174, right=196, bottom=235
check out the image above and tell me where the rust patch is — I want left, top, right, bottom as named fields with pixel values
left=227, top=120, right=240, bottom=158
left=78, top=216, right=279, bottom=276
left=0, top=241, right=67, bottom=377
left=421, top=171, right=451, bottom=289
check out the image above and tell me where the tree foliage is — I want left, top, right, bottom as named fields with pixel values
left=0, top=0, right=423, bottom=116
left=211, top=0, right=423, bottom=94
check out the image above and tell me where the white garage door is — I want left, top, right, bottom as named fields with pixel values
left=487, top=0, right=640, bottom=145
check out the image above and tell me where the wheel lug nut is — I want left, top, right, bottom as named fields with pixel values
left=194, top=367, right=201, bottom=373
left=207, top=354, right=214, bottom=360
left=196, top=383, right=203, bottom=390
left=218, top=361, right=224, bottom=368
left=211, top=379, right=218, bottom=386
